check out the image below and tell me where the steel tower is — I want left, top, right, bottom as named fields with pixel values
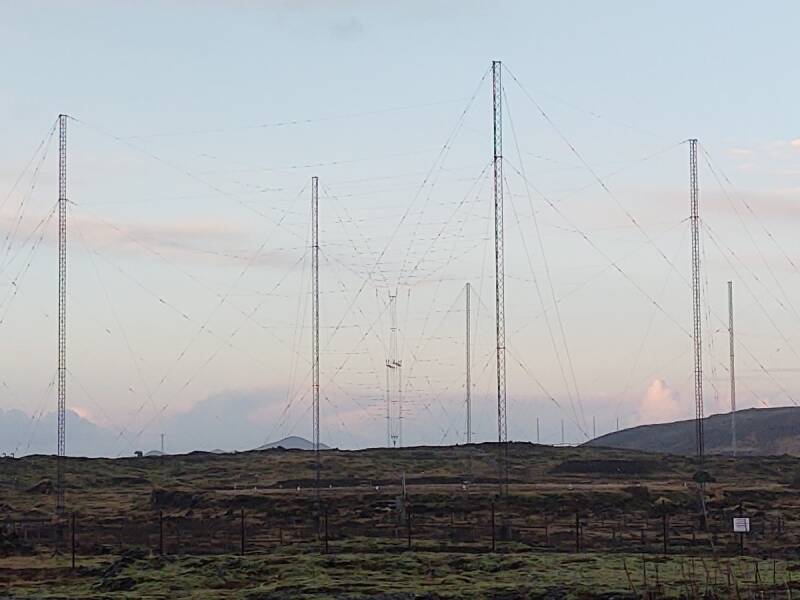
left=689, top=139, right=704, bottom=461
left=728, top=281, right=736, bottom=457
left=492, top=60, right=508, bottom=493
left=56, top=114, right=67, bottom=514
left=311, top=176, right=320, bottom=495
left=465, top=282, right=472, bottom=444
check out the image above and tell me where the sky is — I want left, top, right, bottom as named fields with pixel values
left=1, top=1, right=799, bottom=456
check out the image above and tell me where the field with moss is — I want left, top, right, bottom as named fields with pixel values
left=4, top=442, right=800, bottom=598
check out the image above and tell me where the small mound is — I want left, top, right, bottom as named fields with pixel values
left=149, top=488, right=203, bottom=509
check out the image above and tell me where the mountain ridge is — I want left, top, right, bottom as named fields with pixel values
left=255, top=435, right=330, bottom=451
left=585, top=406, right=800, bottom=456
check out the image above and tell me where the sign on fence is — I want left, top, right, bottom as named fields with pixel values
left=733, top=517, right=750, bottom=533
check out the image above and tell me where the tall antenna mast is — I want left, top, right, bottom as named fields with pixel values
left=728, top=280, right=736, bottom=457
left=56, top=114, right=67, bottom=514
left=386, top=292, right=402, bottom=447
left=492, top=60, right=508, bottom=493
left=311, top=176, right=320, bottom=495
left=689, top=138, right=704, bottom=461
left=465, top=282, right=472, bottom=444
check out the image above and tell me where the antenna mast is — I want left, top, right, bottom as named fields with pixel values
left=728, top=280, right=736, bottom=457
left=689, top=138, right=704, bottom=461
left=311, top=176, right=320, bottom=494
left=492, top=60, right=508, bottom=493
left=464, top=281, right=472, bottom=444
left=386, top=292, right=402, bottom=447
left=465, top=282, right=472, bottom=444
left=56, top=114, right=67, bottom=514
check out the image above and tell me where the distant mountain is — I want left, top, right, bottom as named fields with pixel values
left=0, top=390, right=319, bottom=457
left=255, top=436, right=329, bottom=451
left=0, top=408, right=120, bottom=457
left=585, top=406, right=800, bottom=456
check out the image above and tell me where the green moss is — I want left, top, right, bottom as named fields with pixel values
left=6, top=551, right=800, bottom=599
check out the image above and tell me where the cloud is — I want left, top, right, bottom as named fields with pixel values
left=720, top=139, right=800, bottom=176
left=0, top=209, right=296, bottom=269
left=70, top=405, right=96, bottom=423
left=761, top=138, right=800, bottom=156
left=0, top=388, right=297, bottom=457
left=0, top=408, right=120, bottom=457
left=68, top=213, right=256, bottom=267
left=161, top=388, right=283, bottom=452
left=637, top=378, right=684, bottom=425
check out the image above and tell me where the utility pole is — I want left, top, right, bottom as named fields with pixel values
left=56, top=114, right=67, bottom=515
left=592, top=415, right=596, bottom=439
left=386, top=293, right=402, bottom=447
left=561, top=419, right=565, bottom=445
left=536, top=417, right=540, bottom=444
left=465, top=282, right=472, bottom=444
left=312, top=176, right=321, bottom=496
left=689, top=139, right=704, bottom=462
left=160, top=433, right=165, bottom=455
left=492, top=60, right=508, bottom=495
left=728, top=281, right=736, bottom=457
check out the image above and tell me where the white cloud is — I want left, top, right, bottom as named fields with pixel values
left=637, top=378, right=684, bottom=425
left=0, top=209, right=295, bottom=269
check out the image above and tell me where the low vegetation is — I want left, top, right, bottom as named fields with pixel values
left=3, top=442, right=800, bottom=597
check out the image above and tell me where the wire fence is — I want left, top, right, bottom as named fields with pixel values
left=2, top=500, right=792, bottom=560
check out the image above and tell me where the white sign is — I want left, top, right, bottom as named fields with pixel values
left=733, top=517, right=750, bottom=533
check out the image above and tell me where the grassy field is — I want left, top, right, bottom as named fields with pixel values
left=3, top=442, right=800, bottom=597
left=4, top=547, right=800, bottom=598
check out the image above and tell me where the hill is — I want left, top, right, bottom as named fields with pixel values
left=254, top=435, right=329, bottom=451
left=586, top=406, right=800, bottom=455
left=4, top=442, right=800, bottom=597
